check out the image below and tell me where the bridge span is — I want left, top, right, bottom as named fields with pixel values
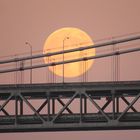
left=0, top=81, right=140, bottom=132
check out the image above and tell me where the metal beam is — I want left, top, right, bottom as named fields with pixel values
left=0, top=81, right=140, bottom=132
left=57, top=98, right=73, bottom=114
left=83, top=92, right=110, bottom=121
left=0, top=94, right=13, bottom=112
left=121, top=97, right=138, bottom=112
left=0, top=35, right=140, bottom=64
left=117, top=93, right=140, bottom=121
left=52, top=93, right=77, bottom=122
left=0, top=46, right=140, bottom=73
left=35, top=99, right=48, bottom=114
left=19, top=94, right=46, bottom=123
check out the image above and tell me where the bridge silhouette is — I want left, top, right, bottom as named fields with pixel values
left=0, top=35, right=140, bottom=132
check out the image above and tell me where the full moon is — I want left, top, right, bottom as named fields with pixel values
left=43, top=27, right=96, bottom=78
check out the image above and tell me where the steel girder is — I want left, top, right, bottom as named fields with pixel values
left=0, top=81, right=140, bottom=132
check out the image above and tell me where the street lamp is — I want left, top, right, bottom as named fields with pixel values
left=25, top=42, right=32, bottom=84
left=62, top=36, right=69, bottom=83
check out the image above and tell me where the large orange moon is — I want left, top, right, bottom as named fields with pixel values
left=43, top=27, right=95, bottom=78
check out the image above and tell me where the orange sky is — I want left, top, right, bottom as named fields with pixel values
left=0, top=0, right=140, bottom=139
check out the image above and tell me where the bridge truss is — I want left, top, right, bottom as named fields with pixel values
left=0, top=81, right=140, bottom=132
left=0, top=35, right=140, bottom=132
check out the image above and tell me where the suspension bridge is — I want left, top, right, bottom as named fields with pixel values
left=0, top=35, right=140, bottom=132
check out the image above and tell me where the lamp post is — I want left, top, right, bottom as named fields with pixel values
left=25, top=42, right=32, bottom=84
left=62, top=37, right=69, bottom=83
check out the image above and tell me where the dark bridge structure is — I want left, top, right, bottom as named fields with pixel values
left=0, top=35, right=140, bottom=132
left=0, top=81, right=140, bottom=132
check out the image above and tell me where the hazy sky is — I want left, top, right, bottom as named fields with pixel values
left=0, top=0, right=140, bottom=139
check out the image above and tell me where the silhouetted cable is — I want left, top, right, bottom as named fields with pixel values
left=49, top=57, right=53, bottom=83
left=116, top=45, right=120, bottom=81
left=0, top=35, right=140, bottom=64
left=80, top=51, right=83, bottom=82
left=54, top=62, right=56, bottom=83
left=83, top=59, right=86, bottom=82
left=86, top=60, right=88, bottom=82
left=46, top=57, right=50, bottom=83
left=19, top=60, right=24, bottom=84
left=118, top=47, right=120, bottom=81
left=85, top=53, right=88, bottom=82
left=111, top=36, right=119, bottom=82
left=52, top=58, right=56, bottom=84
left=0, top=47, right=140, bottom=74
left=111, top=44, right=115, bottom=81
left=14, top=55, right=18, bottom=84
left=17, top=61, right=20, bottom=84
left=115, top=47, right=117, bottom=81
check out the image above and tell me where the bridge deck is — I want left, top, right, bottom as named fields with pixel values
left=0, top=81, right=140, bottom=132
left=1, top=80, right=140, bottom=89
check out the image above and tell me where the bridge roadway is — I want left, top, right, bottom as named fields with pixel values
left=0, top=81, right=140, bottom=132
